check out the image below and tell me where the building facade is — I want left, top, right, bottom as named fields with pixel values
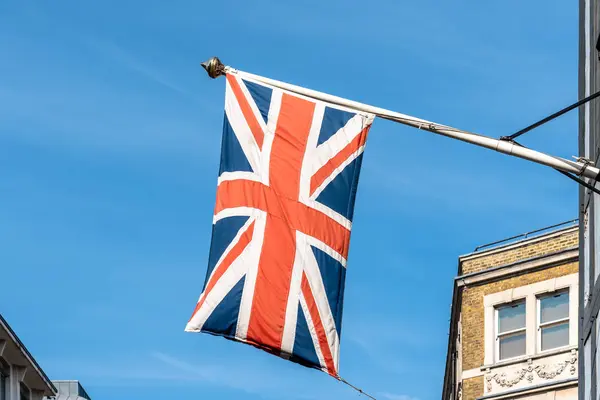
left=580, top=0, right=600, bottom=398
left=0, top=315, right=56, bottom=400
left=442, top=223, right=579, bottom=400
left=0, top=315, right=93, bottom=400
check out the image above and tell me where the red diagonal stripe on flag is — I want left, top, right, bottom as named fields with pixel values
left=188, top=221, right=256, bottom=323
left=226, top=74, right=265, bottom=149
left=301, top=273, right=337, bottom=376
left=310, top=127, right=369, bottom=196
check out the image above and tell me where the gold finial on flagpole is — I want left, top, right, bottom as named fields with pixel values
left=201, top=57, right=225, bottom=78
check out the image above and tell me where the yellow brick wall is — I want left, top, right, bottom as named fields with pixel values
left=461, top=229, right=578, bottom=275
left=462, top=376, right=484, bottom=400
left=452, top=228, right=579, bottom=400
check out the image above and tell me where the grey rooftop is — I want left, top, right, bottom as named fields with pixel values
left=44, top=381, right=91, bottom=400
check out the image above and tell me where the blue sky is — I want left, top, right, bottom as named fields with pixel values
left=0, top=1, right=579, bottom=399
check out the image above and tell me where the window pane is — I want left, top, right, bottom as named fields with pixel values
left=541, top=322, right=569, bottom=351
left=540, top=292, right=569, bottom=323
left=20, top=383, right=30, bottom=400
left=499, top=332, right=526, bottom=359
left=498, top=302, right=526, bottom=333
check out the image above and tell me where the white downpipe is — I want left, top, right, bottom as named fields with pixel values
left=228, top=67, right=599, bottom=180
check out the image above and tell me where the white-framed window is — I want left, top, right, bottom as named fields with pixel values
left=537, top=289, right=570, bottom=352
left=483, top=273, right=578, bottom=366
left=495, top=300, right=526, bottom=360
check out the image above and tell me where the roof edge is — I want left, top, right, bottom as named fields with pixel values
left=459, top=225, right=577, bottom=262
left=0, top=314, right=56, bottom=395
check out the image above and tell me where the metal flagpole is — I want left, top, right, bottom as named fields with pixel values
left=201, top=57, right=600, bottom=181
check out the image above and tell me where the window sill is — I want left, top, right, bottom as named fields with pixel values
left=481, top=345, right=577, bottom=371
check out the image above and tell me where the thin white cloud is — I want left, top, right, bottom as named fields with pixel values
left=42, top=351, right=354, bottom=399
left=0, top=23, right=221, bottom=157
left=359, top=149, right=575, bottom=217
left=83, top=38, right=192, bottom=98
left=379, top=392, right=419, bottom=400
left=45, top=352, right=268, bottom=394
left=148, top=351, right=303, bottom=397
left=150, top=352, right=217, bottom=381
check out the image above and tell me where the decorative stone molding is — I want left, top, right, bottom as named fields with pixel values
left=486, top=363, right=529, bottom=391
left=484, top=349, right=578, bottom=394
left=534, top=350, right=577, bottom=379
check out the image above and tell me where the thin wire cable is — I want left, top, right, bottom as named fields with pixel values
left=503, top=90, right=600, bottom=141
left=554, top=169, right=600, bottom=196
left=511, top=140, right=600, bottom=195
left=338, top=376, right=377, bottom=399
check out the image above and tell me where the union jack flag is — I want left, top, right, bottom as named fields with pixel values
left=185, top=73, right=374, bottom=377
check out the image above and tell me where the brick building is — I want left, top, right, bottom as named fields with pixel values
left=441, top=223, right=579, bottom=400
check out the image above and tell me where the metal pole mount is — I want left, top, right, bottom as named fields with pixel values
left=199, top=57, right=600, bottom=181
left=201, top=57, right=226, bottom=79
